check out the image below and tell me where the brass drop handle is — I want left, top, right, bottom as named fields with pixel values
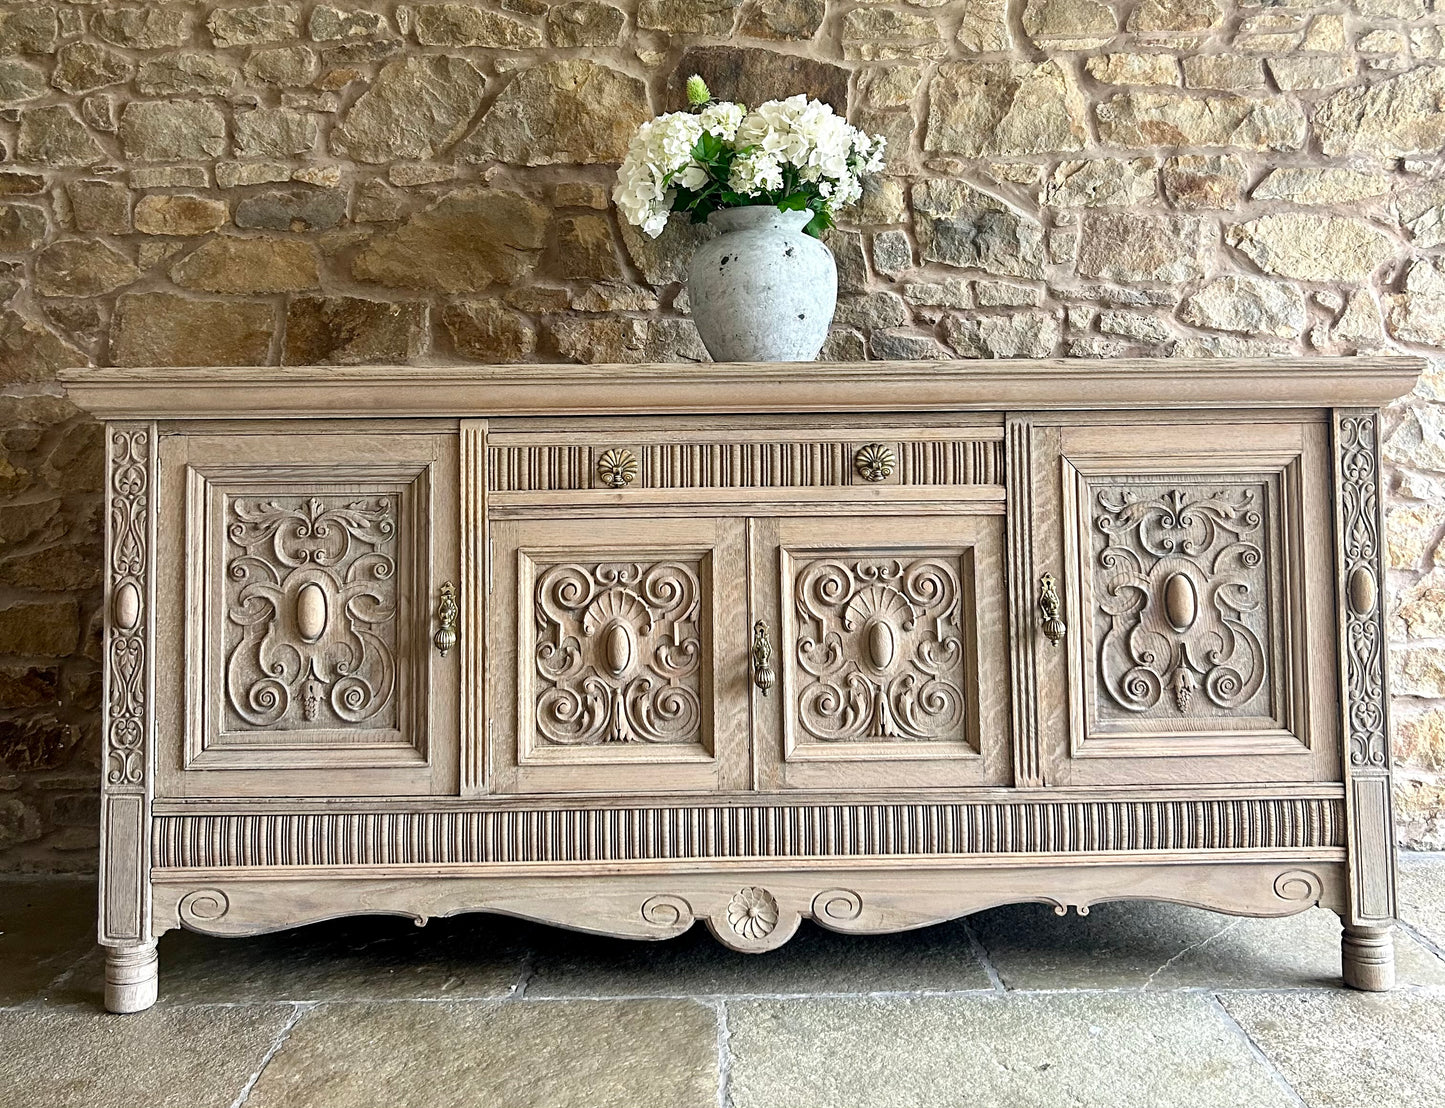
left=1039, top=573, right=1065, bottom=647
left=433, top=581, right=458, bottom=657
left=751, top=619, right=776, bottom=696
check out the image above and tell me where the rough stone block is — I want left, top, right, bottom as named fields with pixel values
left=353, top=186, right=548, bottom=292
left=111, top=293, right=275, bottom=366
left=120, top=101, right=227, bottom=162
left=1076, top=212, right=1205, bottom=283
left=927, top=61, right=1087, bottom=157
left=284, top=296, right=427, bottom=365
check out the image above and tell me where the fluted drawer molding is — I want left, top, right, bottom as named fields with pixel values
left=153, top=797, right=1344, bottom=869
left=487, top=439, right=1005, bottom=492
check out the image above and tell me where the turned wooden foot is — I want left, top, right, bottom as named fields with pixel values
left=1342, top=923, right=1395, bottom=992
left=104, top=942, right=158, bottom=1014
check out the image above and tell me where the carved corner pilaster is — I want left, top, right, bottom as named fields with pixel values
left=100, top=423, right=156, bottom=952
left=1333, top=409, right=1398, bottom=929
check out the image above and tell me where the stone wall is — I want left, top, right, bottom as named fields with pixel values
left=4, top=0, right=1445, bottom=870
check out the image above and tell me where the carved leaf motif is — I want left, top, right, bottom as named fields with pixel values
left=223, top=495, right=398, bottom=730
left=1338, top=416, right=1388, bottom=768
left=107, top=428, right=150, bottom=786
left=534, top=559, right=704, bottom=746
left=1091, top=481, right=1271, bottom=720
left=793, top=556, right=967, bottom=743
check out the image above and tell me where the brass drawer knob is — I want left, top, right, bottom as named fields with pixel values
left=597, top=448, right=638, bottom=488
left=855, top=443, right=896, bottom=483
left=433, top=581, right=458, bottom=657
left=1039, top=573, right=1065, bottom=647
left=752, top=620, right=776, bottom=696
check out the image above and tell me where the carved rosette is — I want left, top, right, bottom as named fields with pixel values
left=107, top=428, right=151, bottom=786
left=223, top=495, right=399, bottom=730
left=727, top=887, right=779, bottom=939
left=534, top=559, right=704, bottom=746
left=1091, top=482, right=1271, bottom=721
left=1337, top=416, right=1388, bottom=769
left=793, top=556, right=967, bottom=743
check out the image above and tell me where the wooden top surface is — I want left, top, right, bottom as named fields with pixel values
left=59, top=358, right=1425, bottom=420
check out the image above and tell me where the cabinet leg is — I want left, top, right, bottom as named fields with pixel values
left=104, top=941, right=158, bottom=1014
left=1341, top=923, right=1395, bottom=992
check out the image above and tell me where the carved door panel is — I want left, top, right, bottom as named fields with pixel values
left=1031, top=419, right=1340, bottom=786
left=752, top=514, right=1011, bottom=791
left=156, top=430, right=460, bottom=797
left=489, top=515, right=749, bottom=795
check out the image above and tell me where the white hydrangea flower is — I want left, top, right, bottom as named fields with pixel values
left=612, top=110, right=705, bottom=237
left=699, top=101, right=745, bottom=140
left=613, top=89, right=886, bottom=236
left=729, top=149, right=784, bottom=196
left=675, top=164, right=709, bottom=191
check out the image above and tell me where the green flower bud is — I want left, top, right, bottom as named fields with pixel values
left=685, top=74, right=711, bottom=107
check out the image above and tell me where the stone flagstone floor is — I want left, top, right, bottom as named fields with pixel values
left=3, top=857, right=1445, bottom=1108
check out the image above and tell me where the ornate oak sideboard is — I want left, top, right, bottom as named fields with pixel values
left=62, top=358, right=1418, bottom=1013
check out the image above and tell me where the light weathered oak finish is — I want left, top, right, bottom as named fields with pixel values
left=65, top=360, right=1419, bottom=1013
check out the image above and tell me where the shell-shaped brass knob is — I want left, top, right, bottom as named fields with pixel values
left=597, top=448, right=638, bottom=489
left=854, top=443, right=896, bottom=483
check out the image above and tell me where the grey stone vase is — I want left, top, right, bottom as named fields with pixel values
left=687, top=206, right=837, bottom=362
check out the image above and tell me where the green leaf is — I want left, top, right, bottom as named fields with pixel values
left=803, top=210, right=832, bottom=238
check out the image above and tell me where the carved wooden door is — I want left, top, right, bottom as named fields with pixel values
left=750, top=513, right=1012, bottom=791
left=1028, top=418, right=1341, bottom=786
left=155, top=429, right=460, bottom=797
left=488, top=515, right=750, bottom=794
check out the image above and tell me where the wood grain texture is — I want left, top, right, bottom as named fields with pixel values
left=150, top=861, right=1349, bottom=950
left=1333, top=409, right=1399, bottom=928
left=99, top=423, right=155, bottom=948
left=1005, top=417, right=1042, bottom=787
left=150, top=796, right=1345, bottom=868
left=60, top=359, right=1423, bottom=420
left=1048, top=421, right=1341, bottom=787
left=73, top=360, right=1413, bottom=1007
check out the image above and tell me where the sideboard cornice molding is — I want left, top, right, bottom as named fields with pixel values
left=60, top=358, right=1424, bottom=421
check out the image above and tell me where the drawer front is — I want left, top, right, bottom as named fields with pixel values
left=752, top=512, right=1012, bottom=791
left=484, top=420, right=1005, bottom=497
left=1033, top=419, right=1340, bottom=786
left=157, top=430, right=459, bottom=798
left=488, top=515, right=750, bottom=795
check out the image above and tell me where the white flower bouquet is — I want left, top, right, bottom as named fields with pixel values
left=613, top=76, right=886, bottom=240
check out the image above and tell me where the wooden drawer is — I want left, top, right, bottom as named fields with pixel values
left=484, top=418, right=1006, bottom=496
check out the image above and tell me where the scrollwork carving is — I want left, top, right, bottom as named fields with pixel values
left=534, top=559, right=704, bottom=746
left=1091, top=481, right=1272, bottom=720
left=1274, top=869, right=1324, bottom=905
left=812, top=888, right=863, bottom=923
left=178, top=888, right=231, bottom=924
left=1337, top=416, right=1388, bottom=769
left=793, top=556, right=968, bottom=743
left=641, top=893, right=693, bottom=928
left=107, top=428, right=150, bottom=786
left=223, top=495, right=398, bottom=731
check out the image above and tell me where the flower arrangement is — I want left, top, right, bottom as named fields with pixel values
left=613, top=75, right=886, bottom=240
